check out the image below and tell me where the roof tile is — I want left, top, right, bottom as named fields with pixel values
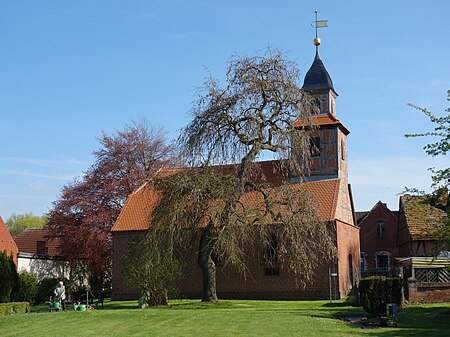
left=14, top=228, right=63, bottom=256
left=401, top=195, right=448, bottom=240
left=112, top=179, right=341, bottom=232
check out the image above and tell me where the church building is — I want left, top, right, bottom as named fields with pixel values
left=111, top=37, right=360, bottom=300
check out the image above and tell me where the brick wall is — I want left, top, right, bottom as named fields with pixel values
left=336, top=220, right=360, bottom=297
left=359, top=202, right=398, bottom=268
left=0, top=216, right=18, bottom=266
left=408, top=278, right=450, bottom=303
left=112, top=219, right=360, bottom=301
left=112, top=231, right=145, bottom=300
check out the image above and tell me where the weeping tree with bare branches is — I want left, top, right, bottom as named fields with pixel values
left=128, top=48, right=336, bottom=304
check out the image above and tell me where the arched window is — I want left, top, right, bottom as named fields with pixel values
left=348, top=254, right=354, bottom=285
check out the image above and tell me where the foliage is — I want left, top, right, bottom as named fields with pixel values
left=137, top=48, right=336, bottom=303
left=35, top=277, right=72, bottom=304
left=5, top=213, right=47, bottom=237
left=405, top=90, right=450, bottom=251
left=405, top=90, right=450, bottom=190
left=0, top=302, right=30, bottom=316
left=13, top=273, right=38, bottom=304
left=359, top=276, right=402, bottom=317
left=0, top=251, right=18, bottom=303
left=123, top=234, right=183, bottom=306
left=47, top=121, right=175, bottom=288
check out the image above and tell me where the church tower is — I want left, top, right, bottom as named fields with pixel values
left=293, top=24, right=350, bottom=182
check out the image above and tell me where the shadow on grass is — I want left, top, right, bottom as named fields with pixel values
left=321, top=301, right=351, bottom=308
left=331, top=304, right=450, bottom=337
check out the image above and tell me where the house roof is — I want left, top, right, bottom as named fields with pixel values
left=355, top=211, right=369, bottom=225
left=293, top=113, right=350, bottom=135
left=14, top=228, right=63, bottom=257
left=112, top=178, right=342, bottom=232
left=400, top=195, right=448, bottom=241
left=0, top=216, right=18, bottom=260
left=356, top=201, right=399, bottom=226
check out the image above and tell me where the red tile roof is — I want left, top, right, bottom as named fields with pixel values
left=401, top=195, right=448, bottom=240
left=112, top=179, right=341, bottom=232
left=14, top=228, right=63, bottom=257
left=293, top=113, right=350, bottom=135
left=0, top=216, right=18, bottom=264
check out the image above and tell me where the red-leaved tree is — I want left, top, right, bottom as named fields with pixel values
left=47, top=121, right=175, bottom=290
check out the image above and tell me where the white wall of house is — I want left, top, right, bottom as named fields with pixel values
left=17, top=253, right=70, bottom=281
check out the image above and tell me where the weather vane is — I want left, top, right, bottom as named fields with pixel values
left=311, top=9, right=328, bottom=47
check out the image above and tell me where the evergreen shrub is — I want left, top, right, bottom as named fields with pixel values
left=14, top=273, right=38, bottom=304
left=0, top=251, right=18, bottom=303
left=359, top=276, right=402, bottom=317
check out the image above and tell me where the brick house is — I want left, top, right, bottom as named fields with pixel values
left=0, top=215, right=18, bottom=266
left=357, top=201, right=399, bottom=271
left=397, top=195, right=448, bottom=258
left=396, top=194, right=450, bottom=303
left=111, top=46, right=360, bottom=300
left=14, top=228, right=70, bottom=281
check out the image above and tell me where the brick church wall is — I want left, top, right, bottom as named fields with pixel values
left=112, top=219, right=358, bottom=300
left=112, top=231, right=145, bottom=300
left=336, top=220, right=360, bottom=297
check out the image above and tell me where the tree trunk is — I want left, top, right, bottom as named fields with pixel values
left=199, top=224, right=218, bottom=302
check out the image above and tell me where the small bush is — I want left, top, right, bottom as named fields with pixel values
left=0, top=302, right=30, bottom=316
left=359, top=276, right=403, bottom=317
left=14, top=273, right=38, bottom=304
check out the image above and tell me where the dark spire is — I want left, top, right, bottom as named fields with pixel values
left=302, top=49, right=335, bottom=92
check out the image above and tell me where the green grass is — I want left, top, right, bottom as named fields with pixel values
left=0, top=299, right=449, bottom=336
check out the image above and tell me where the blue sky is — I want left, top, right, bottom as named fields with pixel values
left=0, top=0, right=449, bottom=220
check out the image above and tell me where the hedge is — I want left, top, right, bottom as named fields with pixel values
left=14, top=273, right=39, bottom=304
left=359, top=276, right=402, bottom=317
left=0, top=302, right=30, bottom=317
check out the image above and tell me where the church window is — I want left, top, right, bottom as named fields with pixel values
left=263, top=234, right=280, bottom=277
left=264, top=267, right=280, bottom=276
left=341, top=140, right=345, bottom=161
left=263, top=234, right=278, bottom=263
left=348, top=254, right=354, bottom=285
left=310, top=137, right=321, bottom=157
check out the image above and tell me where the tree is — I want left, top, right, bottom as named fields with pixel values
left=123, top=231, right=182, bottom=306
left=47, top=121, right=175, bottom=290
left=405, top=90, right=450, bottom=190
left=0, top=251, right=18, bottom=303
left=134, top=48, right=336, bottom=303
left=6, top=213, right=47, bottom=237
left=405, top=90, right=450, bottom=252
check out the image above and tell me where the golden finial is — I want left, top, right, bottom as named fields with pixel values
left=311, top=10, right=328, bottom=48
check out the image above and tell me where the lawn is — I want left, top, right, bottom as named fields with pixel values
left=0, top=299, right=449, bottom=337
